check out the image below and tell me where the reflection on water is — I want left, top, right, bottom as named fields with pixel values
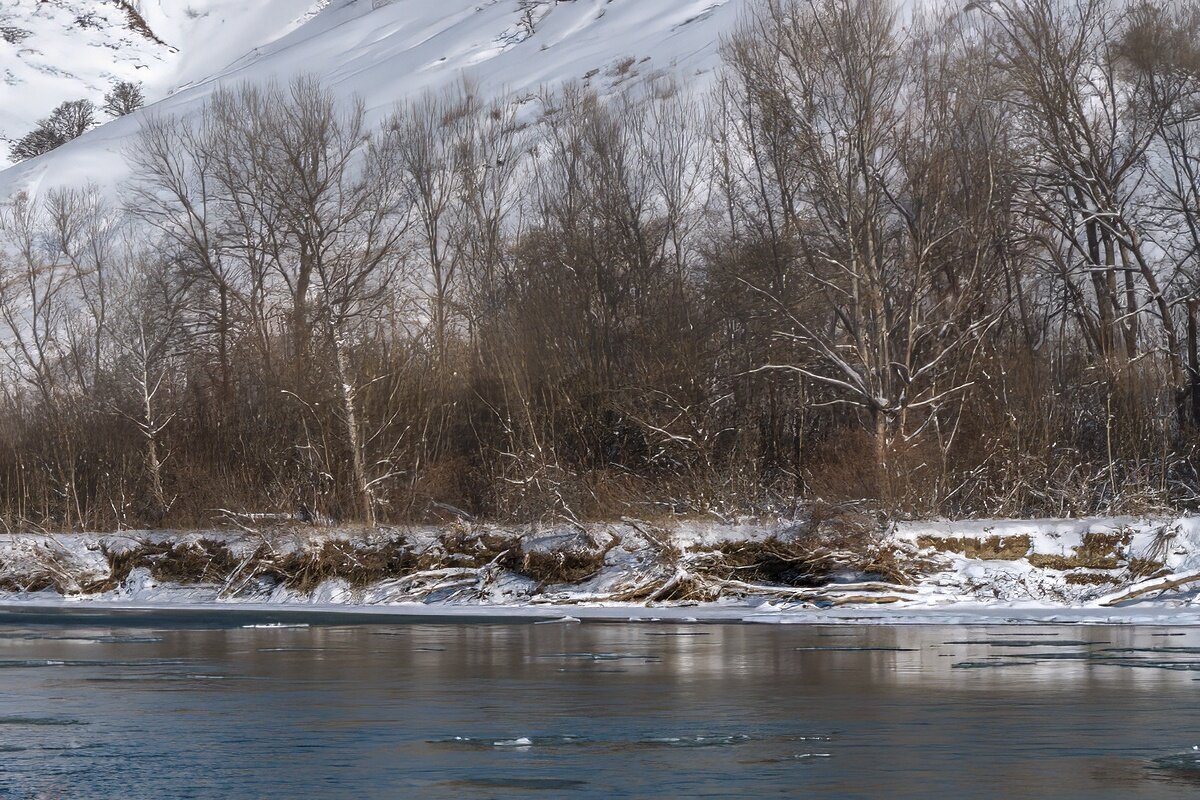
left=0, top=620, right=1197, bottom=798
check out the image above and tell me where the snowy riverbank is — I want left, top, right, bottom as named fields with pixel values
left=2, top=514, right=1200, bottom=624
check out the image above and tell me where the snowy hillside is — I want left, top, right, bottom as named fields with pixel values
left=0, top=0, right=742, bottom=195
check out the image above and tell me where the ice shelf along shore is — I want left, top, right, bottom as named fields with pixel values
left=3, top=515, right=1200, bottom=624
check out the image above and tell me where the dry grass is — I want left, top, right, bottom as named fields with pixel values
left=1028, top=553, right=1120, bottom=570
left=430, top=524, right=521, bottom=569
left=261, top=539, right=418, bottom=593
left=88, top=539, right=239, bottom=592
left=1027, top=531, right=1132, bottom=571
left=1127, top=557, right=1169, bottom=580
left=1064, top=572, right=1119, bottom=586
left=697, top=505, right=917, bottom=587
left=88, top=534, right=421, bottom=594
left=917, top=534, right=1032, bottom=560
left=520, top=533, right=615, bottom=585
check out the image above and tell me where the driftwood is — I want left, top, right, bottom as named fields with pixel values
left=0, top=525, right=920, bottom=609
left=528, top=570, right=913, bottom=607
left=1099, top=572, right=1200, bottom=606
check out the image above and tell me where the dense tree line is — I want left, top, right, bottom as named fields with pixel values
left=4, top=0, right=1200, bottom=532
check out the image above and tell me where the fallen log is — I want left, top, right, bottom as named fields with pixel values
left=1098, top=572, right=1200, bottom=606
left=830, top=594, right=904, bottom=606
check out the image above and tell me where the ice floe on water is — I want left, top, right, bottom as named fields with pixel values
left=430, top=734, right=590, bottom=749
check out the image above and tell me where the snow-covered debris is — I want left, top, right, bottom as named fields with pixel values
left=2, top=516, right=1199, bottom=618
left=895, top=517, right=1200, bottom=605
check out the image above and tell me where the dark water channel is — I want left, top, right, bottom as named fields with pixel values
left=0, top=617, right=1198, bottom=798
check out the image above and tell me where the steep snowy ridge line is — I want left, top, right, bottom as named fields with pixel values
left=110, top=0, right=171, bottom=48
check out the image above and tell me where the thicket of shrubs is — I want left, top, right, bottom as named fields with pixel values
left=3, top=0, right=1200, bottom=533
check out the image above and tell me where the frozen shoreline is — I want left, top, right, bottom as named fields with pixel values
left=1, top=597, right=1199, bottom=627
left=2, top=514, right=1200, bottom=626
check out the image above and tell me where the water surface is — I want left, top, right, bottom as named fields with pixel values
left=0, top=618, right=1197, bottom=798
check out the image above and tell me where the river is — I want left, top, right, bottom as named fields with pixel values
left=0, top=617, right=1197, bottom=798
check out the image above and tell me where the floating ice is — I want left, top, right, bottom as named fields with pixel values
left=429, top=734, right=589, bottom=749
left=495, top=736, right=533, bottom=747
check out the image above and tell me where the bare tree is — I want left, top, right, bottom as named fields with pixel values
left=103, top=80, right=145, bottom=117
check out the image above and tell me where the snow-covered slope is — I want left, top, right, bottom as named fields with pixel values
left=2, top=1, right=169, bottom=158
left=0, top=0, right=742, bottom=196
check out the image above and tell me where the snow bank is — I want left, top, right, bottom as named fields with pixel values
left=1, top=515, right=1200, bottom=624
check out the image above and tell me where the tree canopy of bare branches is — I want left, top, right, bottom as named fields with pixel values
left=5, top=0, right=1200, bottom=533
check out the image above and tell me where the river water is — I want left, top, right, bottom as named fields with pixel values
left=0, top=617, right=1197, bottom=798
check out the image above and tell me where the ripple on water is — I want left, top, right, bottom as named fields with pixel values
left=0, top=634, right=163, bottom=644
left=951, top=660, right=1031, bottom=669
left=637, top=734, right=753, bottom=748
left=538, top=652, right=660, bottom=663
left=1100, top=647, right=1200, bottom=655
left=0, top=716, right=87, bottom=726
left=83, top=672, right=231, bottom=683
left=1120, top=661, right=1200, bottom=672
left=749, top=752, right=834, bottom=763
left=1153, top=750, right=1200, bottom=779
left=943, top=640, right=1102, bottom=648
left=795, top=646, right=916, bottom=652
left=442, top=777, right=589, bottom=791
left=0, top=658, right=189, bottom=669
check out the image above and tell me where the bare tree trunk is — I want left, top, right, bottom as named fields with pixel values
left=875, top=410, right=891, bottom=509
left=334, top=332, right=373, bottom=526
left=1188, top=298, right=1200, bottom=428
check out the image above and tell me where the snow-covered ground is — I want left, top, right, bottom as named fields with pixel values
left=2, top=516, right=1200, bottom=625
left=1, top=0, right=742, bottom=194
